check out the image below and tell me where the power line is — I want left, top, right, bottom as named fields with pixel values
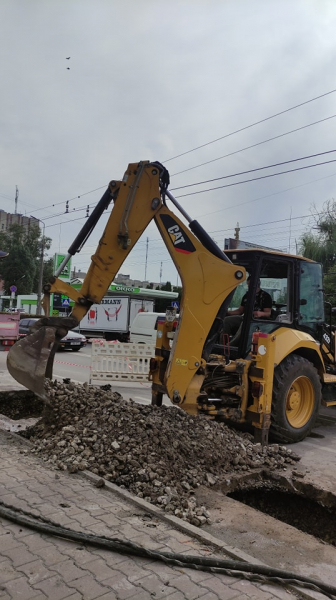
left=44, top=175, right=334, bottom=260
left=36, top=153, right=336, bottom=224
left=71, top=170, right=336, bottom=248
left=32, top=112, right=336, bottom=219
left=164, top=87, right=336, bottom=163
left=32, top=185, right=108, bottom=216
left=194, top=170, right=336, bottom=221
left=46, top=205, right=325, bottom=259
left=53, top=213, right=313, bottom=267
left=211, top=213, right=315, bottom=235
left=175, top=158, right=336, bottom=198
left=24, top=89, right=336, bottom=220
left=172, top=114, right=336, bottom=177
left=170, top=149, right=336, bottom=191
left=0, top=192, right=14, bottom=201
left=33, top=116, right=336, bottom=221
left=45, top=215, right=87, bottom=229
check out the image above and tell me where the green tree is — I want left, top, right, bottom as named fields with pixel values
left=299, top=199, right=336, bottom=316
left=41, top=257, right=54, bottom=287
left=323, top=270, right=336, bottom=312
left=0, top=224, right=52, bottom=295
left=155, top=281, right=179, bottom=312
left=299, top=199, right=336, bottom=271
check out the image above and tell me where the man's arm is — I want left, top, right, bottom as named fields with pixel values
left=228, top=305, right=244, bottom=316
left=253, top=307, right=271, bottom=319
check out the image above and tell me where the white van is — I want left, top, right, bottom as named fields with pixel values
left=129, top=312, right=166, bottom=344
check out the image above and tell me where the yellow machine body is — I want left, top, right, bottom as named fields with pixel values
left=7, top=160, right=336, bottom=443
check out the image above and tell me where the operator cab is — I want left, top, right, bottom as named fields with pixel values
left=216, top=249, right=325, bottom=359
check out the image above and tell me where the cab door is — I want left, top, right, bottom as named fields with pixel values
left=239, top=257, right=293, bottom=357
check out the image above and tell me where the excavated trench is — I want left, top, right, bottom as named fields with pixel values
left=199, top=461, right=336, bottom=547
left=230, top=488, right=336, bottom=545
left=1, top=386, right=336, bottom=543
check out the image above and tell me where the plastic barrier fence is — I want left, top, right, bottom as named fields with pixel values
left=90, top=341, right=155, bottom=384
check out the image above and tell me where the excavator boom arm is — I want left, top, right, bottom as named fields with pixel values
left=7, top=160, right=245, bottom=402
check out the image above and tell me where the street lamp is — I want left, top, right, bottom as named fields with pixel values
left=31, top=216, right=45, bottom=316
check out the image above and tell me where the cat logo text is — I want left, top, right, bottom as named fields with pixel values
left=168, top=225, right=186, bottom=246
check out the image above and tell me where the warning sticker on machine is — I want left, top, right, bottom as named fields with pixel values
left=175, top=358, right=188, bottom=366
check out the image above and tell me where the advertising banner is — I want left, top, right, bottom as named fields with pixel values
left=80, top=297, right=130, bottom=332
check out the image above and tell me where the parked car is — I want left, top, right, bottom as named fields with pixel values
left=18, top=318, right=87, bottom=351
left=129, top=312, right=178, bottom=344
left=129, top=312, right=166, bottom=344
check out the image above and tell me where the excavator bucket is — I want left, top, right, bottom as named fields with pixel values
left=7, top=316, right=79, bottom=398
left=7, top=326, right=59, bottom=399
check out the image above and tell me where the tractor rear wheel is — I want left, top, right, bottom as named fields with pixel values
left=271, top=355, right=321, bottom=443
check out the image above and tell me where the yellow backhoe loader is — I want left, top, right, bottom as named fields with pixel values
left=7, top=161, right=336, bottom=444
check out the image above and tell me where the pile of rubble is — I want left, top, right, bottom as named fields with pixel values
left=23, top=380, right=300, bottom=526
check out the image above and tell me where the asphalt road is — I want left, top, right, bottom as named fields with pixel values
left=0, top=343, right=170, bottom=407
left=53, top=343, right=161, bottom=405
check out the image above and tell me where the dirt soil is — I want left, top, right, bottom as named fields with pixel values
left=0, top=390, right=43, bottom=419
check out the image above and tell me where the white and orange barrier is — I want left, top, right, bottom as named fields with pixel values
left=90, top=341, right=155, bottom=384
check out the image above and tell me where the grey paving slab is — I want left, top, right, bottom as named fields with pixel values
left=0, top=429, right=304, bottom=600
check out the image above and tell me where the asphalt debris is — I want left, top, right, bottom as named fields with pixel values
left=21, top=380, right=300, bottom=527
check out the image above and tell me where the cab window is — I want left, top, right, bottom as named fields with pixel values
left=298, top=261, right=324, bottom=333
left=228, top=281, right=248, bottom=310
left=257, top=260, right=291, bottom=323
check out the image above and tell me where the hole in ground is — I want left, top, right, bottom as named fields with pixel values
left=228, top=488, right=336, bottom=546
left=0, top=391, right=43, bottom=420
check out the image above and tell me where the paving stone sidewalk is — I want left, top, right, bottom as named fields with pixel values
left=0, top=429, right=302, bottom=600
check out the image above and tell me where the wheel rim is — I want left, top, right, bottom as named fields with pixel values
left=285, top=376, right=315, bottom=428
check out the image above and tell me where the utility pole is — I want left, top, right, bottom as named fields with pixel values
left=234, top=222, right=240, bottom=240
left=15, top=186, right=19, bottom=214
left=31, top=216, right=45, bottom=315
left=159, top=262, right=162, bottom=285
left=144, top=237, right=149, bottom=281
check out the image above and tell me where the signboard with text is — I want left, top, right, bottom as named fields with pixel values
left=109, top=284, right=141, bottom=294
left=79, top=296, right=130, bottom=333
left=53, top=253, right=72, bottom=282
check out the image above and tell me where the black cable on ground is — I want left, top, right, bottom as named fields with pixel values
left=0, top=501, right=335, bottom=599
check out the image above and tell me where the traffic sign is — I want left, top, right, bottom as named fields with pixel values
left=10, top=285, right=17, bottom=293
left=172, top=301, right=179, bottom=310
left=54, top=253, right=72, bottom=282
left=61, top=298, right=70, bottom=307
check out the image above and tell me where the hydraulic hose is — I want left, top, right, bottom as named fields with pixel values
left=0, top=501, right=335, bottom=599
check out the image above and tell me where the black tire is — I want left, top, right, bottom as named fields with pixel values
left=71, top=347, right=81, bottom=352
left=271, top=355, right=321, bottom=443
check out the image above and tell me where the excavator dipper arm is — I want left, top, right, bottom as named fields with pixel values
left=7, top=161, right=245, bottom=403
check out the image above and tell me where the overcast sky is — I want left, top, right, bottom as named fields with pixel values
left=1, top=0, right=336, bottom=286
